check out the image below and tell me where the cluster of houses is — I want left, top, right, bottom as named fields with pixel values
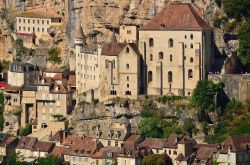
left=1, top=129, right=250, bottom=164
left=0, top=1, right=249, bottom=165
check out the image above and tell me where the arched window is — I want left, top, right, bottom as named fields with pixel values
left=168, top=71, right=173, bottom=83
left=190, top=57, right=194, bottom=63
left=127, top=76, right=129, bottom=81
left=149, top=38, right=154, bottom=47
left=126, top=47, right=129, bottom=53
left=168, top=38, right=174, bottom=47
left=190, top=44, right=193, bottom=49
left=150, top=54, right=153, bottom=61
left=159, top=52, right=163, bottom=59
left=148, top=71, right=153, bottom=83
left=170, top=54, right=173, bottom=62
left=190, top=34, right=193, bottom=40
left=188, top=69, right=193, bottom=79
left=127, top=84, right=129, bottom=88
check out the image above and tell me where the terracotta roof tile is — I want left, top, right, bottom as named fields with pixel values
left=141, top=3, right=211, bottom=31
left=141, top=138, right=167, bottom=149
left=32, top=141, right=55, bottom=152
left=4, top=85, right=22, bottom=92
left=53, top=73, right=63, bottom=81
left=101, top=42, right=127, bottom=56
left=67, top=75, right=76, bottom=86
left=51, top=146, right=67, bottom=157
left=16, top=137, right=38, bottom=150
left=125, top=134, right=143, bottom=143
left=221, top=135, right=250, bottom=153
left=92, top=146, right=120, bottom=159
left=195, top=144, right=217, bottom=161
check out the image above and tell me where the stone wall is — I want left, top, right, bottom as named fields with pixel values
left=208, top=74, right=250, bottom=101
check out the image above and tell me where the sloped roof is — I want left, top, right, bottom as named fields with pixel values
left=141, top=3, right=211, bottom=31
left=17, top=8, right=61, bottom=19
left=16, top=137, right=38, bottom=150
left=31, top=141, right=54, bottom=152
left=221, top=135, right=250, bottom=153
left=141, top=138, right=167, bottom=149
left=51, top=146, right=67, bottom=157
left=74, top=24, right=86, bottom=40
left=101, top=43, right=140, bottom=56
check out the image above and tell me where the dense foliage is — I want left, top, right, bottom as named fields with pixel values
left=239, top=19, right=250, bottom=66
left=20, top=123, right=32, bottom=136
left=142, top=154, right=173, bottom=165
left=191, top=80, right=224, bottom=113
left=4, top=153, right=62, bottom=165
left=48, top=48, right=61, bottom=63
left=222, top=0, right=250, bottom=19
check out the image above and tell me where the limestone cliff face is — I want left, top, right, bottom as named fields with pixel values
left=2, top=0, right=212, bottom=45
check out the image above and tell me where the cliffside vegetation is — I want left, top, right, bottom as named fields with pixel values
left=139, top=80, right=250, bottom=144
left=215, top=0, right=250, bottom=69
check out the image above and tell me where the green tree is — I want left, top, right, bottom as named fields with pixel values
left=239, top=19, right=250, bottom=66
left=192, top=80, right=223, bottom=112
left=139, top=117, right=163, bottom=138
left=48, top=48, right=61, bottom=63
left=142, top=154, right=173, bottom=165
left=37, top=155, right=63, bottom=165
left=3, top=152, right=26, bottom=165
left=222, top=0, right=250, bottom=19
left=183, top=118, right=196, bottom=137
left=20, top=123, right=32, bottom=136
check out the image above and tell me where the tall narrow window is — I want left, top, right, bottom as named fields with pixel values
left=190, top=57, right=194, bottom=63
left=149, top=38, right=154, bottom=47
left=190, top=44, right=193, bottom=49
left=168, top=71, right=173, bottom=83
left=159, top=52, right=164, bottom=59
left=188, top=69, right=193, bottom=78
left=150, top=54, right=153, bottom=61
left=126, top=47, right=129, bottom=53
left=148, top=71, right=153, bottom=83
left=170, top=54, right=173, bottom=62
left=126, top=64, right=129, bottom=69
left=190, top=34, right=193, bottom=40
left=168, top=38, right=174, bottom=47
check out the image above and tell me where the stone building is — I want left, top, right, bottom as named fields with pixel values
left=8, top=62, right=39, bottom=87
left=93, top=116, right=132, bottom=148
left=119, top=25, right=139, bottom=44
left=0, top=133, right=19, bottom=164
left=139, top=3, right=213, bottom=96
left=75, top=24, right=141, bottom=101
left=16, top=8, right=62, bottom=47
left=35, top=76, right=72, bottom=130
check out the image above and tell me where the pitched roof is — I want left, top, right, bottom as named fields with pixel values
left=17, top=8, right=61, bottom=19
left=101, top=43, right=140, bottom=56
left=31, top=141, right=54, bottom=152
left=141, top=3, right=211, bottom=31
left=74, top=24, right=86, bottom=40
left=92, top=146, right=120, bottom=159
left=141, top=138, right=167, bottom=149
left=53, top=73, right=63, bottom=81
left=16, top=137, right=38, bottom=150
left=221, top=135, right=250, bottom=153
left=0, top=136, right=18, bottom=147
left=125, top=134, right=143, bottom=143
left=194, top=144, right=217, bottom=161
left=51, top=146, right=67, bottom=157
left=101, top=42, right=127, bottom=56
left=4, top=85, right=22, bottom=92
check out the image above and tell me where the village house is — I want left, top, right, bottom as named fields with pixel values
left=139, top=3, right=213, bottom=96
left=7, top=62, right=39, bottom=87
left=36, top=76, right=72, bottom=130
left=141, top=134, right=195, bottom=165
left=0, top=133, right=19, bottom=164
left=16, top=8, right=62, bottom=47
left=215, top=135, right=250, bottom=165
left=119, top=25, right=139, bottom=44
left=93, top=116, right=132, bottom=148
left=16, top=136, right=54, bottom=161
